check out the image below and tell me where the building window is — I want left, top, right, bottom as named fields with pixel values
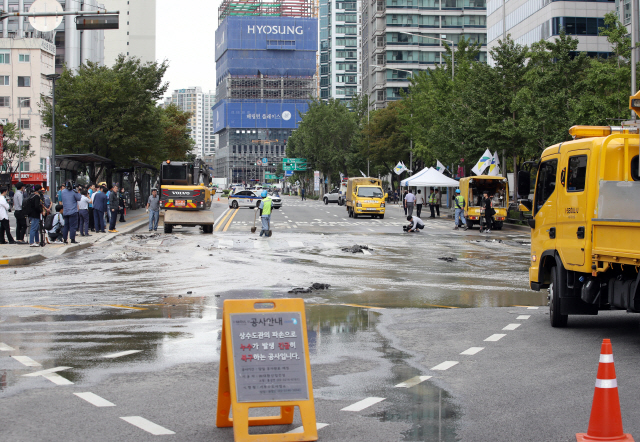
left=17, top=76, right=30, bottom=87
left=40, top=158, right=46, bottom=170
left=18, top=119, right=30, bottom=129
left=0, top=76, right=8, bottom=86
left=18, top=54, right=30, bottom=63
left=0, top=49, right=9, bottom=64
left=0, top=97, right=9, bottom=107
left=18, top=97, right=29, bottom=107
left=19, top=162, right=29, bottom=171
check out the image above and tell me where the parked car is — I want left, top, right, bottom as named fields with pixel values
left=323, top=188, right=343, bottom=205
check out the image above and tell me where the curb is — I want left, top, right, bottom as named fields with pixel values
left=0, top=253, right=46, bottom=267
left=95, top=215, right=150, bottom=243
left=58, top=242, right=93, bottom=255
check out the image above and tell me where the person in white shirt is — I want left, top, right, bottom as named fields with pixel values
left=77, top=190, right=92, bottom=237
left=404, top=190, right=416, bottom=217
left=48, top=205, right=65, bottom=243
left=406, top=215, right=425, bottom=232
left=0, top=186, right=16, bottom=244
left=416, top=190, right=424, bottom=218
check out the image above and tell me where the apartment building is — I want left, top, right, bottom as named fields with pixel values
left=168, top=87, right=217, bottom=158
left=101, top=0, right=156, bottom=65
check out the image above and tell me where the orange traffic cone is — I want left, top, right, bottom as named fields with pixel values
left=576, top=339, right=634, bottom=442
left=217, top=196, right=220, bottom=202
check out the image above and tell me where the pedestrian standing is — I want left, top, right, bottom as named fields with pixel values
left=453, top=189, right=468, bottom=230
left=0, top=187, right=16, bottom=244
left=48, top=205, right=64, bottom=243
left=13, top=182, right=27, bottom=244
left=258, top=194, right=273, bottom=237
left=26, top=184, right=45, bottom=247
left=146, top=189, right=160, bottom=231
left=108, top=184, right=119, bottom=232
left=434, top=189, right=441, bottom=217
left=56, top=184, right=65, bottom=203
left=402, top=189, right=408, bottom=215
left=393, top=190, right=399, bottom=204
left=88, top=183, right=95, bottom=232
left=428, top=187, right=437, bottom=218
left=78, top=190, right=91, bottom=236
left=60, top=181, right=82, bottom=244
left=118, top=187, right=126, bottom=222
left=105, top=186, right=111, bottom=225
left=416, top=190, right=424, bottom=218
left=405, top=189, right=415, bottom=217
left=480, top=190, right=494, bottom=233
left=301, top=187, right=306, bottom=201
left=93, top=186, right=107, bottom=233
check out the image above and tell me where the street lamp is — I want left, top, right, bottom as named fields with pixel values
left=45, top=73, right=61, bottom=204
left=398, top=32, right=455, bottom=80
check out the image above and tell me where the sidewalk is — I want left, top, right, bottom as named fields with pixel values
left=0, top=208, right=150, bottom=266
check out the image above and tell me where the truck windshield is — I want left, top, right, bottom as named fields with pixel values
left=162, top=165, right=187, bottom=181
left=358, top=187, right=383, bottom=198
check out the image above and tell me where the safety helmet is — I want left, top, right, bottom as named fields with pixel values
left=455, top=189, right=460, bottom=194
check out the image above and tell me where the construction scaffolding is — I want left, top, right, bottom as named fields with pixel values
left=217, top=75, right=316, bottom=101
left=218, top=0, right=313, bottom=23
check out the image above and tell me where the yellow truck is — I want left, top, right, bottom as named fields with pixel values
left=458, top=176, right=509, bottom=230
left=345, top=177, right=387, bottom=219
left=518, top=98, right=640, bottom=327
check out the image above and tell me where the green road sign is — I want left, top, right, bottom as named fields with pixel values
left=283, top=164, right=307, bottom=172
left=282, top=158, right=307, bottom=164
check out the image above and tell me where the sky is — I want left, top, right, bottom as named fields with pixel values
left=156, top=0, right=220, bottom=97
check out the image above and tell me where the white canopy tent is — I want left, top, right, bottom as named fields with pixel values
left=401, top=167, right=460, bottom=187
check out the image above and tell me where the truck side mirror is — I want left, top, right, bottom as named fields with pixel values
left=517, top=170, right=531, bottom=197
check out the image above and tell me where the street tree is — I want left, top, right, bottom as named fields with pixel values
left=0, top=122, right=35, bottom=175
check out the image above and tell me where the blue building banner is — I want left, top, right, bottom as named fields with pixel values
left=213, top=100, right=309, bottom=133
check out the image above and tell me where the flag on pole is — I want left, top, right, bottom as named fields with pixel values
left=471, top=149, right=493, bottom=175
left=436, top=160, right=446, bottom=173
left=360, top=170, right=367, bottom=177
left=403, top=162, right=412, bottom=173
left=488, top=151, right=501, bottom=176
left=394, top=161, right=408, bottom=175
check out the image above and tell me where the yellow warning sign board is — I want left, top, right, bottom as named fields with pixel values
left=216, top=298, right=318, bottom=441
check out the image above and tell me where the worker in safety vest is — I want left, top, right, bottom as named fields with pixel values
left=428, top=187, right=437, bottom=218
left=258, top=195, right=273, bottom=237
left=453, top=189, right=468, bottom=231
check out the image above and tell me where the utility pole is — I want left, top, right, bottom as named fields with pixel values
left=632, top=0, right=638, bottom=119
left=45, top=73, right=60, bottom=204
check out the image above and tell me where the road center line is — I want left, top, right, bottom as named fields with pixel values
left=74, top=392, right=116, bottom=407
left=42, top=373, right=73, bottom=385
left=460, top=347, right=484, bottom=355
left=103, top=350, right=142, bottom=359
left=341, top=397, right=386, bottom=412
left=222, top=209, right=239, bottom=232
left=395, top=375, right=432, bottom=388
left=286, top=423, right=329, bottom=434
left=503, top=323, right=521, bottom=331
left=11, top=355, right=41, bottom=367
left=431, top=361, right=459, bottom=371
left=120, top=416, right=175, bottom=435
left=0, top=342, right=15, bottom=351
left=516, top=315, right=531, bottom=320
left=484, top=334, right=507, bottom=342
left=23, top=366, right=72, bottom=377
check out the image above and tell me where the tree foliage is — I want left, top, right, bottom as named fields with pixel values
left=0, top=122, right=36, bottom=174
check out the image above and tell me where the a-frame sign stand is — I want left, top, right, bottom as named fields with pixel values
left=216, top=298, right=318, bottom=441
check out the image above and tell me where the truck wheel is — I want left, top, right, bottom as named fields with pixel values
left=550, top=266, right=568, bottom=327
left=379, top=214, right=384, bottom=219
left=466, top=219, right=474, bottom=230
left=323, top=198, right=328, bottom=205
left=164, top=224, right=173, bottom=234
left=494, top=221, right=503, bottom=230
left=353, top=212, right=358, bottom=219
left=348, top=208, right=353, bottom=218
left=231, top=201, right=238, bottom=209
left=203, top=225, right=213, bottom=233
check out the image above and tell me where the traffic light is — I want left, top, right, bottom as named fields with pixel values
left=76, top=15, right=119, bottom=30
left=630, top=90, right=640, bottom=117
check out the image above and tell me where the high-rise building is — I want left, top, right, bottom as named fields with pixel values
left=168, top=87, right=217, bottom=158
left=362, top=0, right=487, bottom=110
left=487, top=0, right=614, bottom=63
left=212, top=0, right=318, bottom=183
left=101, top=0, right=156, bottom=65
left=319, top=0, right=362, bottom=100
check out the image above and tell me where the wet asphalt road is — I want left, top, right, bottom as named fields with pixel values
left=2, top=195, right=640, bottom=441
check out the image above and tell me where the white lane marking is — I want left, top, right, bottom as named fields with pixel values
left=218, top=239, right=233, bottom=248
left=12, top=355, right=41, bottom=367
left=485, top=334, right=507, bottom=342
left=362, top=249, right=371, bottom=255
left=516, top=315, right=530, bottom=320
left=286, top=423, right=329, bottom=434
left=23, top=366, right=72, bottom=377
left=503, top=323, right=521, bottom=331
left=254, top=241, right=271, bottom=249
left=284, top=216, right=289, bottom=218
left=431, top=361, right=459, bottom=371
left=287, top=241, right=304, bottom=247
left=368, top=228, right=375, bottom=232
left=0, top=342, right=15, bottom=351
left=213, top=208, right=229, bottom=225
left=527, top=307, right=539, bottom=310
left=460, top=347, right=484, bottom=356
left=288, top=219, right=293, bottom=223
left=120, top=416, right=175, bottom=435
left=103, top=350, right=142, bottom=359
left=395, top=375, right=431, bottom=388
left=341, top=397, right=386, bottom=411
left=323, top=242, right=338, bottom=248
left=42, top=373, right=74, bottom=385
left=74, top=392, right=116, bottom=407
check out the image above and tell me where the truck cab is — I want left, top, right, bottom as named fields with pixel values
left=345, top=177, right=387, bottom=219
left=519, top=122, right=640, bottom=327
left=458, top=176, right=509, bottom=230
